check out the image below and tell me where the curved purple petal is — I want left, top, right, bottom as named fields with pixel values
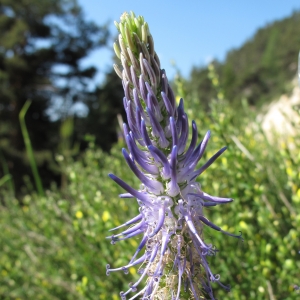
left=125, top=133, right=148, bottom=163
left=122, top=148, right=164, bottom=195
left=161, top=91, right=174, bottom=117
left=149, top=205, right=166, bottom=237
left=106, top=253, right=147, bottom=274
left=190, top=146, right=227, bottom=180
left=146, top=108, right=169, bottom=148
left=176, top=98, right=184, bottom=135
left=108, top=173, right=151, bottom=205
left=133, top=88, right=149, bottom=124
left=147, top=145, right=171, bottom=179
left=143, top=58, right=157, bottom=89
left=139, top=74, right=147, bottom=101
left=109, top=213, right=142, bottom=231
left=140, top=119, right=153, bottom=147
left=189, top=192, right=233, bottom=203
left=180, top=120, right=198, bottom=164
left=129, top=234, right=148, bottom=264
left=161, top=70, right=168, bottom=95
left=178, top=113, right=189, bottom=155
left=170, top=117, right=178, bottom=148
left=167, top=146, right=180, bottom=197
left=130, top=66, right=140, bottom=95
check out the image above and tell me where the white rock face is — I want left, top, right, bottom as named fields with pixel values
left=259, top=79, right=300, bottom=142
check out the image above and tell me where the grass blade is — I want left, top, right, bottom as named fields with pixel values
left=19, top=100, right=44, bottom=197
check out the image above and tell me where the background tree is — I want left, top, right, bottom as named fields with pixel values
left=0, top=0, right=109, bottom=192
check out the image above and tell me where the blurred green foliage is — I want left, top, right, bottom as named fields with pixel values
left=176, top=65, right=300, bottom=299
left=1, top=71, right=299, bottom=298
left=0, top=140, right=141, bottom=299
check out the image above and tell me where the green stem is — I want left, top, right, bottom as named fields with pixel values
left=0, top=174, right=11, bottom=187
left=19, top=100, right=44, bottom=197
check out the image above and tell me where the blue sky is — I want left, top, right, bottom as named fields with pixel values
left=77, top=0, right=300, bottom=84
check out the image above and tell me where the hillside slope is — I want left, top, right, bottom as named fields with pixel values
left=186, top=11, right=300, bottom=109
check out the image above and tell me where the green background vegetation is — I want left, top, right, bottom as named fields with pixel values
left=0, top=1, right=299, bottom=299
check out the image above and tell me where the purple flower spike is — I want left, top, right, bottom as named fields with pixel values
left=108, top=12, right=239, bottom=300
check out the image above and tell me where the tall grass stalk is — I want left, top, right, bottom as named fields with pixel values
left=0, top=174, right=11, bottom=187
left=19, top=100, right=44, bottom=197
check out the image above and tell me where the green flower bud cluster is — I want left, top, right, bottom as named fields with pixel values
left=113, top=11, right=161, bottom=95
